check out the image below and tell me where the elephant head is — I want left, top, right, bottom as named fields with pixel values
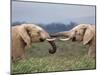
left=51, top=24, right=95, bottom=45
left=18, top=24, right=57, bottom=54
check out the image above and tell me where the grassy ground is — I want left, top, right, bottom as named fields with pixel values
left=11, top=40, right=96, bottom=74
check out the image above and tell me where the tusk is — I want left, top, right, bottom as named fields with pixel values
left=59, top=38, right=70, bottom=41
left=46, top=38, right=56, bottom=41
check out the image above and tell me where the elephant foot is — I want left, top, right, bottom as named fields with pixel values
left=12, top=56, right=17, bottom=63
left=20, top=53, right=27, bottom=60
left=88, top=50, right=96, bottom=58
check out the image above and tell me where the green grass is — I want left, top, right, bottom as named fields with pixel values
left=11, top=41, right=96, bottom=74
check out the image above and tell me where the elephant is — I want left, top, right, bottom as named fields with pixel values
left=51, top=24, right=96, bottom=58
left=12, top=24, right=57, bottom=62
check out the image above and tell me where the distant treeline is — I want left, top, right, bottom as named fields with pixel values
left=12, top=21, right=78, bottom=33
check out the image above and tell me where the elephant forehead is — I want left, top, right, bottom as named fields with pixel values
left=31, top=24, right=43, bottom=31
left=35, top=26, right=43, bottom=31
left=22, top=24, right=44, bottom=31
left=73, top=25, right=83, bottom=30
left=73, top=24, right=88, bottom=29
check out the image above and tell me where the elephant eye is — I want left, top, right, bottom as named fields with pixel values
left=75, top=30, right=77, bottom=32
left=76, top=32, right=81, bottom=35
left=75, top=30, right=77, bottom=33
left=37, top=31, right=40, bottom=34
left=28, top=31, right=34, bottom=35
left=78, top=33, right=81, bottom=35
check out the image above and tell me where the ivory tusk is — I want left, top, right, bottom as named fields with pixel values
left=46, top=38, right=56, bottom=41
left=59, top=38, right=70, bottom=41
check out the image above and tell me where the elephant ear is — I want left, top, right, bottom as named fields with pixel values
left=18, top=25, right=31, bottom=46
left=83, top=26, right=94, bottom=45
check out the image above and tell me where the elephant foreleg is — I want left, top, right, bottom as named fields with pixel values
left=88, top=46, right=96, bottom=58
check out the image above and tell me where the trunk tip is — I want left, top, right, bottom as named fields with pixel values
left=49, top=49, right=56, bottom=54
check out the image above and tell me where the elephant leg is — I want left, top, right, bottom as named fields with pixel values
left=88, top=46, right=96, bottom=58
left=12, top=55, right=17, bottom=63
left=12, top=49, right=18, bottom=62
left=12, top=49, right=27, bottom=62
left=20, top=49, right=27, bottom=60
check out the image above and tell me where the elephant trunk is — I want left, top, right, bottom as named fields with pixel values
left=46, top=37, right=57, bottom=54
left=50, top=31, right=70, bottom=37
left=40, top=31, right=57, bottom=54
left=47, top=40, right=57, bottom=54
left=45, top=33, right=57, bottom=54
left=50, top=31, right=72, bottom=41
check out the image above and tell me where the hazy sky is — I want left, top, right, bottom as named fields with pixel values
left=12, top=1, right=96, bottom=24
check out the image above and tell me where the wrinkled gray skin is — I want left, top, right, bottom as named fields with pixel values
left=51, top=24, right=96, bottom=58
left=12, top=24, right=57, bottom=62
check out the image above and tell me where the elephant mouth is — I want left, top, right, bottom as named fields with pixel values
left=72, top=37, right=76, bottom=42
left=40, top=38, right=45, bottom=42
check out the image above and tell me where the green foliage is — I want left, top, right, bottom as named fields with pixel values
left=12, top=41, right=96, bottom=74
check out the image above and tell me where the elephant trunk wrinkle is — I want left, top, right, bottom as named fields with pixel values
left=48, top=41, right=57, bottom=54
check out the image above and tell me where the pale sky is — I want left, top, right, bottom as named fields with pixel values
left=12, top=1, right=96, bottom=25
